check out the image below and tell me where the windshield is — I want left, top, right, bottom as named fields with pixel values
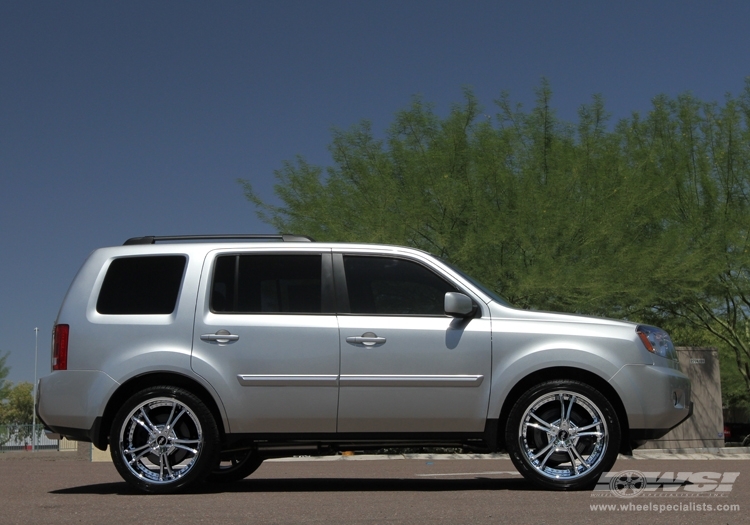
left=441, top=260, right=513, bottom=307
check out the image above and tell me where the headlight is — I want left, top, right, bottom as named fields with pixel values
left=636, top=325, right=677, bottom=361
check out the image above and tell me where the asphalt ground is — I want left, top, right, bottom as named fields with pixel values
left=1, top=451, right=748, bottom=525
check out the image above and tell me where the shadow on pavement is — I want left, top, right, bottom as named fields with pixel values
left=51, top=476, right=534, bottom=495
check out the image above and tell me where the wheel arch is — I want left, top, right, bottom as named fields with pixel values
left=95, top=372, right=226, bottom=450
left=495, top=366, right=631, bottom=455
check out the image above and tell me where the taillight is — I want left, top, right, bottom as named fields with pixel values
left=52, top=324, right=69, bottom=371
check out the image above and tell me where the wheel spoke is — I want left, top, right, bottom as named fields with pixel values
left=576, top=431, right=603, bottom=438
left=567, top=448, right=579, bottom=472
left=139, top=407, right=158, bottom=432
left=132, top=416, right=153, bottom=434
left=167, top=407, right=187, bottom=431
left=127, top=448, right=152, bottom=465
left=575, top=420, right=601, bottom=432
left=565, top=395, right=577, bottom=423
left=164, top=454, right=175, bottom=479
left=124, top=443, right=150, bottom=456
left=571, top=444, right=591, bottom=469
left=529, top=412, right=554, bottom=432
left=171, top=443, right=199, bottom=454
left=538, top=446, right=556, bottom=469
left=171, top=438, right=201, bottom=445
left=164, top=401, right=177, bottom=429
left=159, top=453, right=165, bottom=481
left=529, top=440, right=554, bottom=462
left=525, top=422, right=552, bottom=432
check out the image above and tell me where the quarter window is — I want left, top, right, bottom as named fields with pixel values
left=343, top=256, right=457, bottom=315
left=97, top=256, right=186, bottom=315
left=212, top=255, right=322, bottom=314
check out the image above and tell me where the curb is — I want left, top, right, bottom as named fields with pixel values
left=267, top=448, right=750, bottom=462
left=628, top=447, right=750, bottom=460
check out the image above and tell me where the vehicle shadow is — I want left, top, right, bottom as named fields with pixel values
left=50, top=476, right=535, bottom=496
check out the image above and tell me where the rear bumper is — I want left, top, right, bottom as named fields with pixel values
left=36, top=370, right=118, bottom=443
left=39, top=418, right=103, bottom=446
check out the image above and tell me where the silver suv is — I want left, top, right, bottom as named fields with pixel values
left=37, top=234, right=691, bottom=493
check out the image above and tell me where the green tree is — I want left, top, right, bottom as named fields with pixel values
left=240, top=81, right=750, bottom=401
left=0, top=382, right=34, bottom=425
left=0, top=382, right=35, bottom=445
left=619, top=90, right=750, bottom=393
left=0, top=352, right=10, bottom=403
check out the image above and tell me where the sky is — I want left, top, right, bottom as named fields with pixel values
left=2, top=1, right=749, bottom=384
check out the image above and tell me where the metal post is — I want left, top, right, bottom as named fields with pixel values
left=32, top=327, right=38, bottom=452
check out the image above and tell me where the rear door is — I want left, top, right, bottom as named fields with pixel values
left=192, top=248, right=340, bottom=433
left=335, top=252, right=492, bottom=433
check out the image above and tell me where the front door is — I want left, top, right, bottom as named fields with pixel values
left=335, top=254, right=492, bottom=433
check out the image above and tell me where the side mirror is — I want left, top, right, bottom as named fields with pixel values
left=444, top=292, right=477, bottom=318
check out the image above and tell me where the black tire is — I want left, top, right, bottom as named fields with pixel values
left=505, top=379, right=621, bottom=491
left=110, top=386, right=220, bottom=494
left=207, top=449, right=264, bottom=483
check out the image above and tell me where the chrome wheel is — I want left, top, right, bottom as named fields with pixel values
left=110, top=386, right=219, bottom=493
left=519, top=390, right=607, bottom=480
left=119, top=397, right=203, bottom=484
left=506, top=380, right=620, bottom=490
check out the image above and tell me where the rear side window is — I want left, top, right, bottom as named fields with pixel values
left=211, top=255, right=322, bottom=314
left=97, top=256, right=186, bottom=315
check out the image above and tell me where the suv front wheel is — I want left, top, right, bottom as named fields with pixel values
left=110, top=386, right=220, bottom=494
left=506, top=379, right=620, bottom=490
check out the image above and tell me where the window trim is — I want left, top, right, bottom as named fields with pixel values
left=333, top=253, right=476, bottom=317
left=208, top=252, right=335, bottom=315
left=95, top=254, right=187, bottom=316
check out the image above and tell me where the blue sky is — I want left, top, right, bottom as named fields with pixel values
left=2, top=1, right=749, bottom=383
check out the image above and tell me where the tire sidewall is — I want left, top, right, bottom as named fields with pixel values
left=207, top=450, right=264, bottom=484
left=506, top=379, right=621, bottom=491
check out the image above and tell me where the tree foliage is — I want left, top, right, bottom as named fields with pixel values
left=0, top=382, right=34, bottom=426
left=240, top=80, right=750, bottom=402
left=0, top=381, right=36, bottom=445
left=0, top=352, right=10, bottom=403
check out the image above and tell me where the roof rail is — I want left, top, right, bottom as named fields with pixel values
left=123, top=234, right=315, bottom=245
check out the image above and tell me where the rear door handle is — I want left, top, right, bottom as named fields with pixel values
left=346, top=332, right=386, bottom=346
left=200, top=330, right=239, bottom=344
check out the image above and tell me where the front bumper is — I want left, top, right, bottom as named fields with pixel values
left=609, top=363, right=692, bottom=432
left=629, top=401, right=693, bottom=443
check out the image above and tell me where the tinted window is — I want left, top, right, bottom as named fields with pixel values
left=212, top=255, right=322, bottom=313
left=343, top=256, right=457, bottom=315
left=97, top=256, right=186, bottom=315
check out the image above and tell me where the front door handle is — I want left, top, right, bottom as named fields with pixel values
left=346, top=332, right=386, bottom=346
left=200, top=330, right=239, bottom=344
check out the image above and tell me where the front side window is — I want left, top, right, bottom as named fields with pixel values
left=212, top=254, right=322, bottom=314
left=97, top=256, right=186, bottom=315
left=343, top=256, right=457, bottom=315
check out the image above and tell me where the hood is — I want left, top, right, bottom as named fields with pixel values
left=486, top=301, right=637, bottom=329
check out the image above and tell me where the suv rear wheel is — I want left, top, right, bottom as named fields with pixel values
left=110, top=386, right=219, bottom=494
left=506, top=379, right=620, bottom=490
